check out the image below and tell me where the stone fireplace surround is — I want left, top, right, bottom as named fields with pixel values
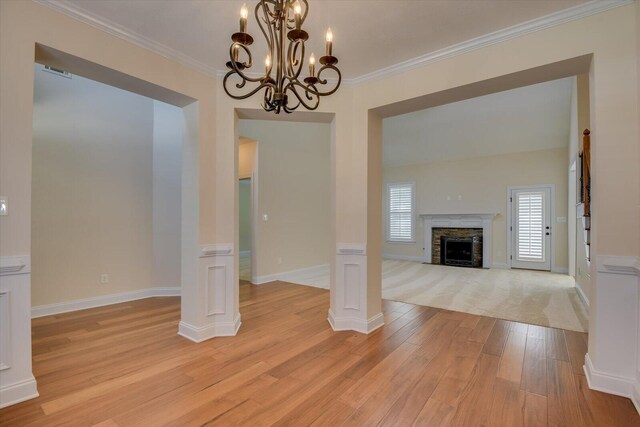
left=420, top=213, right=496, bottom=269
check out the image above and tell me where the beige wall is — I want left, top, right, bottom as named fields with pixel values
left=383, top=148, right=569, bottom=269
left=239, top=120, right=331, bottom=277
left=32, top=66, right=154, bottom=306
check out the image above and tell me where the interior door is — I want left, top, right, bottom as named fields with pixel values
left=511, top=187, right=551, bottom=271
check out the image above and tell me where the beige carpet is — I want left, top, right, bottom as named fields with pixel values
left=240, top=254, right=588, bottom=332
left=382, top=260, right=588, bottom=332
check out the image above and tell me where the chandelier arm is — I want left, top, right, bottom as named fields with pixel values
left=255, top=1, right=273, bottom=51
left=283, top=81, right=320, bottom=111
left=287, top=39, right=305, bottom=80
left=310, top=65, right=343, bottom=96
left=228, top=43, right=257, bottom=79
left=223, top=72, right=277, bottom=100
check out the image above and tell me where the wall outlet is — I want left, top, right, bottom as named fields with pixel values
left=100, top=274, right=109, bottom=284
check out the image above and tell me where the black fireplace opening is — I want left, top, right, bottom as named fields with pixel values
left=441, top=236, right=475, bottom=267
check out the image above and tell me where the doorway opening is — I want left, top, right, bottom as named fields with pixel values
left=30, top=53, right=194, bottom=322
left=236, top=115, right=332, bottom=292
left=377, top=74, right=589, bottom=332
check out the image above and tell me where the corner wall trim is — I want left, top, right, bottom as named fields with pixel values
left=348, top=0, right=633, bottom=85
left=178, top=314, right=241, bottom=343
left=35, top=0, right=633, bottom=86
left=33, top=0, right=219, bottom=77
left=0, top=376, right=39, bottom=409
left=584, top=353, right=638, bottom=413
left=327, top=310, right=384, bottom=334
left=31, top=287, right=181, bottom=318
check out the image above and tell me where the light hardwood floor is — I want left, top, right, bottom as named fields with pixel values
left=1, top=281, right=638, bottom=426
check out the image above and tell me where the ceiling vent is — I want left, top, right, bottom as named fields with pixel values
left=43, top=65, right=72, bottom=79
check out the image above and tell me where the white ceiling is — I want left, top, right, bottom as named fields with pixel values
left=382, top=77, right=574, bottom=167
left=59, top=0, right=589, bottom=80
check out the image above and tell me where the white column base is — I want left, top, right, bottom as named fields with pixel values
left=328, top=309, right=384, bottom=334
left=178, top=314, right=241, bottom=343
left=0, top=256, right=39, bottom=408
left=331, top=244, right=384, bottom=334
left=179, top=244, right=241, bottom=343
left=0, top=376, right=39, bottom=409
left=585, top=354, right=639, bottom=412
left=586, top=255, right=640, bottom=415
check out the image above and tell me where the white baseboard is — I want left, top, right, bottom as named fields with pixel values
left=491, top=262, right=510, bottom=269
left=252, top=264, right=329, bottom=288
left=584, top=353, right=639, bottom=414
left=0, top=376, right=39, bottom=409
left=383, top=254, right=425, bottom=262
left=178, top=314, right=241, bottom=342
left=575, top=282, right=590, bottom=309
left=552, top=266, right=569, bottom=274
left=31, top=286, right=181, bottom=318
left=239, top=250, right=251, bottom=257
left=327, top=309, right=384, bottom=334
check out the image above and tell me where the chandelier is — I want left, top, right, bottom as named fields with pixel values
left=223, top=0, right=341, bottom=114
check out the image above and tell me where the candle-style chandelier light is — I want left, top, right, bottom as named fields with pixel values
left=223, top=0, right=341, bottom=114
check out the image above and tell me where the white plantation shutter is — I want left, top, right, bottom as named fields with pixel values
left=516, top=191, right=545, bottom=262
left=388, top=183, right=415, bottom=242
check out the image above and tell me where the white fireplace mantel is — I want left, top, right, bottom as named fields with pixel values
left=420, top=213, right=497, bottom=268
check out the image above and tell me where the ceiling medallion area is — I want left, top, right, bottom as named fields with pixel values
left=223, top=0, right=341, bottom=114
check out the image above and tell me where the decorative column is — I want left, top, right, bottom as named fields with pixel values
left=0, top=256, right=38, bottom=407
left=178, top=244, right=240, bottom=342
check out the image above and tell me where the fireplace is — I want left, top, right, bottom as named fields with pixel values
left=420, top=214, right=495, bottom=269
left=441, top=236, right=476, bottom=267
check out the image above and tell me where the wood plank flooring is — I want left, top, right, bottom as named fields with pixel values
left=1, top=281, right=638, bottom=426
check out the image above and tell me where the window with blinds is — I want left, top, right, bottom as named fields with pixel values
left=387, top=182, right=415, bottom=242
left=516, top=191, right=545, bottom=261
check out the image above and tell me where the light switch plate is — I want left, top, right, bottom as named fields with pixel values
left=0, top=197, right=7, bottom=216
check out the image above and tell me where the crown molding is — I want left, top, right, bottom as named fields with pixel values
left=348, top=0, right=633, bottom=85
left=34, top=0, right=632, bottom=87
left=32, top=0, right=219, bottom=77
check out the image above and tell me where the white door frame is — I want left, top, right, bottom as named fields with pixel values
left=250, top=156, right=259, bottom=284
left=568, top=159, right=577, bottom=278
left=506, top=184, right=556, bottom=272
